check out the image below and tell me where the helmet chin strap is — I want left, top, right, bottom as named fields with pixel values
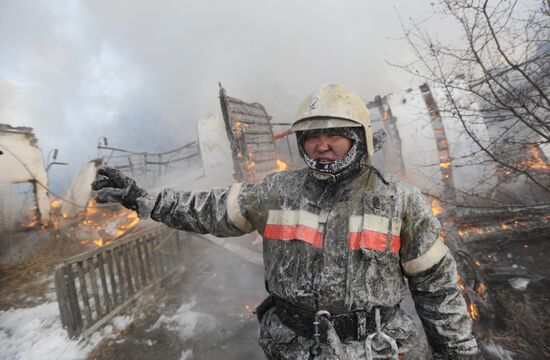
left=308, top=155, right=389, bottom=185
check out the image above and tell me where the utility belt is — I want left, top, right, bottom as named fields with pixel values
left=256, top=294, right=398, bottom=343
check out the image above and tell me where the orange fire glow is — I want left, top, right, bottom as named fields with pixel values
left=48, top=198, right=141, bottom=249
left=476, top=282, right=487, bottom=297
left=431, top=199, right=444, bottom=217
left=276, top=159, right=288, bottom=172
left=76, top=199, right=141, bottom=248
left=456, top=274, right=480, bottom=321
left=525, top=145, right=550, bottom=171
left=21, top=205, right=39, bottom=229
left=469, top=303, right=479, bottom=320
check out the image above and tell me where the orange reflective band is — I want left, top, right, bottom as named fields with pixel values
left=348, top=230, right=401, bottom=253
left=264, top=224, right=324, bottom=249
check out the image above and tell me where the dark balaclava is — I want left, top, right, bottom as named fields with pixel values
left=297, top=127, right=368, bottom=183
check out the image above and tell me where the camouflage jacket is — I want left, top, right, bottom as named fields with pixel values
left=147, top=168, right=477, bottom=358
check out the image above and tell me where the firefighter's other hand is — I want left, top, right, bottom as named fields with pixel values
left=91, top=166, right=146, bottom=211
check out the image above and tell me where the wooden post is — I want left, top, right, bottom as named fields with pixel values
left=106, top=250, right=119, bottom=306
left=87, top=257, right=102, bottom=318
left=66, top=264, right=83, bottom=337
left=142, top=235, right=154, bottom=280
left=97, top=253, right=112, bottom=313
left=129, top=243, right=141, bottom=290
left=122, top=245, right=134, bottom=295
left=54, top=265, right=71, bottom=334
left=114, top=247, right=126, bottom=302
left=135, top=239, right=148, bottom=285
left=77, top=261, right=93, bottom=327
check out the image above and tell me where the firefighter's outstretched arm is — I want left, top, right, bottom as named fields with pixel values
left=400, top=188, right=478, bottom=359
left=92, top=166, right=256, bottom=237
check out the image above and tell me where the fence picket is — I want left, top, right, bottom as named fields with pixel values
left=77, top=261, right=93, bottom=326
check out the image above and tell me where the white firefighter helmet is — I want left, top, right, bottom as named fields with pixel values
left=292, top=83, right=374, bottom=157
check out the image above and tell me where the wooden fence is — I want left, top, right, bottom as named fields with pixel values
left=54, top=226, right=184, bottom=338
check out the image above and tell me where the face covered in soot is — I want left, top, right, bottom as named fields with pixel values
left=297, top=125, right=367, bottom=182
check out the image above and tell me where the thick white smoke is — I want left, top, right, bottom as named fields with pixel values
left=0, top=0, right=456, bottom=193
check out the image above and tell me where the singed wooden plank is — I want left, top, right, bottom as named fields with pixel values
left=129, top=242, right=141, bottom=290
left=235, top=121, right=272, bottom=130
left=247, top=142, right=276, bottom=153
left=243, top=133, right=274, bottom=144
left=113, top=247, right=126, bottom=302
left=148, top=237, right=160, bottom=279
left=135, top=239, right=148, bottom=285
left=54, top=266, right=71, bottom=334
left=156, top=239, right=167, bottom=275
left=142, top=235, right=154, bottom=281
left=228, top=104, right=268, bottom=119
left=66, top=264, right=83, bottom=337
left=96, top=253, right=112, bottom=313
left=87, top=258, right=102, bottom=318
left=122, top=245, right=134, bottom=295
left=251, top=161, right=278, bottom=172
left=105, top=250, right=119, bottom=306
left=250, top=151, right=277, bottom=162
left=77, top=261, right=93, bottom=326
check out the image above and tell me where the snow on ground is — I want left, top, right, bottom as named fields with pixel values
left=179, top=349, right=193, bottom=360
left=0, top=302, right=89, bottom=360
left=147, top=299, right=218, bottom=340
left=509, top=277, right=530, bottom=290
left=0, top=298, right=134, bottom=360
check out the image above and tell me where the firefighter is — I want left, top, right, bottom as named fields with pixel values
left=92, top=83, right=478, bottom=359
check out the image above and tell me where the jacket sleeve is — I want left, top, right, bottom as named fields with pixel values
left=146, top=183, right=258, bottom=237
left=400, top=188, right=478, bottom=358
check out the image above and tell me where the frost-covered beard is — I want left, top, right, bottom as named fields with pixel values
left=298, top=127, right=367, bottom=183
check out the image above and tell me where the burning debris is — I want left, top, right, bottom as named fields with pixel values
left=431, top=200, right=550, bottom=358
left=48, top=198, right=141, bottom=249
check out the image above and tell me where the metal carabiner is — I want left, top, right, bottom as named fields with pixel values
left=364, top=308, right=399, bottom=360
left=313, top=310, right=331, bottom=345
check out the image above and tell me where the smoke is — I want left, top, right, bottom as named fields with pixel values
left=0, top=0, right=451, bottom=193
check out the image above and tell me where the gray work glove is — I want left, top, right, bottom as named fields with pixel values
left=91, top=166, right=156, bottom=218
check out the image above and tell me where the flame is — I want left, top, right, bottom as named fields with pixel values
left=456, top=274, right=480, bottom=320
left=431, top=199, right=444, bottom=217
left=276, top=159, right=288, bottom=172
left=58, top=199, right=142, bottom=249
left=439, top=161, right=451, bottom=169
left=233, top=119, right=248, bottom=136
left=21, top=206, right=39, bottom=229
left=51, top=199, right=62, bottom=209
left=469, top=303, right=479, bottom=320
left=504, top=145, right=550, bottom=173
left=476, top=282, right=487, bottom=297
left=525, top=145, right=549, bottom=170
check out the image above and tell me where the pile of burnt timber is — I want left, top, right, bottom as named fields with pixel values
left=445, top=205, right=550, bottom=359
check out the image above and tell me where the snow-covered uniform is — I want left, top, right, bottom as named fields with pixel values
left=93, top=83, right=478, bottom=359
left=146, top=166, right=478, bottom=359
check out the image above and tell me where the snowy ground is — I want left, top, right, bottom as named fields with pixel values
left=0, top=276, right=135, bottom=360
